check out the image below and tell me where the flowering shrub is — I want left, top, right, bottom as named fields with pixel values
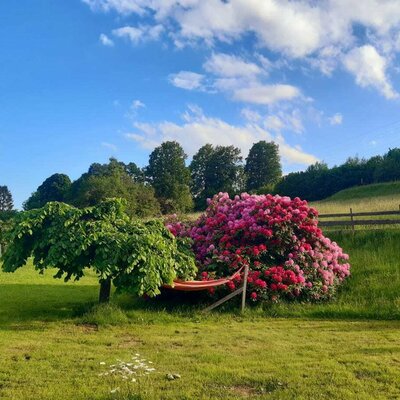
left=166, top=192, right=350, bottom=303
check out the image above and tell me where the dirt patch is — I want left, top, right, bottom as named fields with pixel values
left=75, top=323, right=98, bottom=333
left=117, top=335, right=143, bottom=348
left=229, top=385, right=258, bottom=397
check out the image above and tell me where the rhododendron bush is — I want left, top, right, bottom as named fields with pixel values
left=166, top=193, right=350, bottom=303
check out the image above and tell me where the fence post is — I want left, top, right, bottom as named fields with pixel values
left=350, top=207, right=355, bottom=234
left=241, top=263, right=249, bottom=312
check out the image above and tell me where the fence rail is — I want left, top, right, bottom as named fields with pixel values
left=318, top=206, right=400, bottom=229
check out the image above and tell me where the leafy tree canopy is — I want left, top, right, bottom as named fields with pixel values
left=69, top=158, right=160, bottom=218
left=24, top=174, right=71, bottom=210
left=0, top=185, right=14, bottom=212
left=245, top=141, right=282, bottom=192
left=1, top=199, right=196, bottom=302
left=146, top=141, right=193, bottom=213
left=190, top=144, right=244, bottom=209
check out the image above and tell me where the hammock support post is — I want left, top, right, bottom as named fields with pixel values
left=241, top=263, right=249, bottom=312
left=203, top=264, right=249, bottom=313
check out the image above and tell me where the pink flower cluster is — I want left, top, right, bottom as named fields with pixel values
left=166, top=192, right=350, bottom=303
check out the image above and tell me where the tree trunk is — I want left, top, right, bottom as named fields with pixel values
left=99, top=277, right=111, bottom=303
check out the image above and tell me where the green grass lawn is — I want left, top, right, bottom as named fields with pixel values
left=1, top=230, right=400, bottom=399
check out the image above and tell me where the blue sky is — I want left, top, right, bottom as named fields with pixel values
left=1, top=0, right=400, bottom=208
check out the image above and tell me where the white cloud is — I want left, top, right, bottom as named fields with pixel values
left=241, top=108, right=261, bottom=122
left=328, top=113, right=343, bottom=125
left=170, top=54, right=300, bottom=106
left=169, top=71, right=205, bottom=90
left=84, top=0, right=400, bottom=56
left=264, top=115, right=284, bottom=132
left=307, top=46, right=342, bottom=76
left=125, top=105, right=318, bottom=166
left=284, top=109, right=304, bottom=134
left=84, top=0, right=400, bottom=98
left=101, top=142, right=118, bottom=151
left=264, top=109, right=304, bottom=134
left=343, top=45, right=398, bottom=99
left=131, top=99, right=145, bottom=109
left=203, top=53, right=263, bottom=78
left=125, top=99, right=146, bottom=119
left=99, top=33, right=114, bottom=46
left=112, top=24, right=163, bottom=44
left=169, top=67, right=302, bottom=106
left=233, top=84, right=301, bottom=105
left=82, top=0, right=147, bottom=15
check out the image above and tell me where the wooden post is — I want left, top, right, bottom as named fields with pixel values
left=350, top=207, right=355, bottom=234
left=203, top=264, right=250, bottom=313
left=241, top=264, right=249, bottom=312
left=202, top=287, right=243, bottom=313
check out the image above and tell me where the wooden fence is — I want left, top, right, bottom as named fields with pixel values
left=318, top=206, right=400, bottom=230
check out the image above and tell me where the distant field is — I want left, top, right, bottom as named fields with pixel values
left=185, top=182, right=400, bottom=219
left=311, top=181, right=400, bottom=214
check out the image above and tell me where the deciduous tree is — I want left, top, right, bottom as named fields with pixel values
left=1, top=199, right=196, bottom=303
left=24, top=174, right=71, bottom=210
left=190, top=145, right=244, bottom=209
left=146, top=141, right=193, bottom=213
left=69, top=159, right=160, bottom=217
left=245, top=141, right=282, bottom=192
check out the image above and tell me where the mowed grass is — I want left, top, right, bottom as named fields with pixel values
left=1, top=228, right=400, bottom=399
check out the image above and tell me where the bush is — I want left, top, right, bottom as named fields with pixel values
left=166, top=193, right=350, bottom=303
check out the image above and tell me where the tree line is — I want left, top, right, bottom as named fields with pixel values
left=1, top=143, right=400, bottom=220
left=275, top=147, right=400, bottom=201
left=21, top=140, right=282, bottom=216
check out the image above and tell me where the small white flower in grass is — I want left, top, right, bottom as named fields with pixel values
left=99, top=353, right=156, bottom=392
left=99, top=362, right=106, bottom=365
left=110, top=387, right=120, bottom=394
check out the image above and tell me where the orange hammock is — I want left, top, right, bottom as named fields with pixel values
left=163, top=267, right=243, bottom=292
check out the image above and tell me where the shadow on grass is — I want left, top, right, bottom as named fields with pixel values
left=0, top=283, right=98, bottom=328
left=116, top=289, right=217, bottom=315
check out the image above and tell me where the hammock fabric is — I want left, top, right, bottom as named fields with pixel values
left=163, top=267, right=243, bottom=292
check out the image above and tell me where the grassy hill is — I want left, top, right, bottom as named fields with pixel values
left=311, top=181, right=400, bottom=214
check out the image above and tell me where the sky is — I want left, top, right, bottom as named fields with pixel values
left=1, top=1, right=400, bottom=208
